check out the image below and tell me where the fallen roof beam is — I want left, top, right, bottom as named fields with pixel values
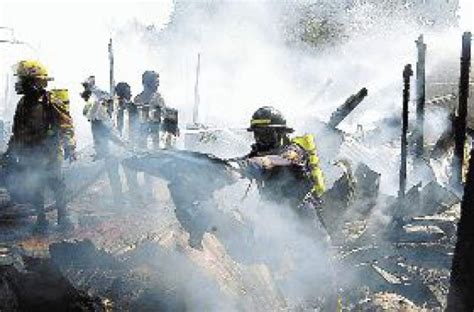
left=327, top=87, right=368, bottom=129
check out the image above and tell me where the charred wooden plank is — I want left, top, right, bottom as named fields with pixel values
left=328, top=88, right=368, bottom=129
left=447, top=148, right=474, bottom=311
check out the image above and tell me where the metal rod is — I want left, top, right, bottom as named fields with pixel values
left=399, top=64, right=413, bottom=200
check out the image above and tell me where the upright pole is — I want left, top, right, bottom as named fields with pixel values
left=447, top=147, right=474, bottom=311
left=452, top=32, right=472, bottom=187
left=193, top=53, right=201, bottom=125
left=415, top=35, right=427, bottom=159
left=108, top=38, right=115, bottom=97
left=3, top=73, right=9, bottom=118
left=399, top=64, right=413, bottom=200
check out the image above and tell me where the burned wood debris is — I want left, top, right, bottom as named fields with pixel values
left=0, top=255, right=104, bottom=311
left=0, top=79, right=464, bottom=311
left=327, top=87, right=368, bottom=129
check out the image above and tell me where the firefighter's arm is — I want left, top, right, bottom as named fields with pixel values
left=248, top=155, right=293, bottom=170
left=245, top=144, right=303, bottom=172
left=5, top=100, right=24, bottom=154
left=83, top=100, right=92, bottom=117
left=6, top=115, right=18, bottom=153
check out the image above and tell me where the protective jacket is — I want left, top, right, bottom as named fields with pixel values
left=115, top=97, right=127, bottom=135
left=7, top=89, right=76, bottom=163
left=246, top=134, right=325, bottom=207
left=83, top=94, right=112, bottom=124
left=134, top=91, right=165, bottom=124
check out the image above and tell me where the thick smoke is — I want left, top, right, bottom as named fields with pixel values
left=0, top=0, right=472, bottom=309
left=0, top=0, right=173, bottom=148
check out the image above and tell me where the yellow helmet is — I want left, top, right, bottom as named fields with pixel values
left=15, top=60, right=53, bottom=81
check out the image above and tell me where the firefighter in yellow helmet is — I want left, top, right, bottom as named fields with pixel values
left=5, top=60, right=77, bottom=233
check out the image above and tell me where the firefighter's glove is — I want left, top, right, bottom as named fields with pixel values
left=244, top=157, right=269, bottom=179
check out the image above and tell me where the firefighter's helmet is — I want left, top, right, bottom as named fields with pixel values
left=142, top=70, right=159, bottom=86
left=15, top=60, right=53, bottom=81
left=115, top=82, right=131, bottom=99
left=248, top=106, right=294, bottom=132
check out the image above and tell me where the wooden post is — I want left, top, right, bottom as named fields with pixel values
left=415, top=35, right=426, bottom=159
left=399, top=64, right=413, bottom=200
left=447, top=148, right=474, bottom=311
left=3, top=73, right=9, bottom=118
left=108, top=38, right=115, bottom=98
left=193, top=53, right=201, bottom=125
left=452, top=32, right=471, bottom=187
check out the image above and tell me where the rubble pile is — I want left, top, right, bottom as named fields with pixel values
left=0, top=138, right=462, bottom=311
left=0, top=82, right=467, bottom=311
left=0, top=255, right=103, bottom=311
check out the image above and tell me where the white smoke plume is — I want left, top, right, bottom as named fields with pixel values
left=0, top=0, right=173, bottom=148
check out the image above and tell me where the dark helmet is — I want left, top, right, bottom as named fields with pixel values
left=115, top=82, right=131, bottom=100
left=142, top=70, right=159, bottom=86
left=248, top=106, right=294, bottom=133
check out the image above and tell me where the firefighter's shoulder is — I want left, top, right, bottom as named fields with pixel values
left=49, top=89, right=71, bottom=111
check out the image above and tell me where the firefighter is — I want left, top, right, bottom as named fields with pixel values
left=244, top=106, right=326, bottom=210
left=81, top=77, right=113, bottom=161
left=134, top=70, right=179, bottom=149
left=114, top=82, right=131, bottom=137
left=242, top=106, right=337, bottom=308
left=5, top=60, right=76, bottom=233
left=115, top=82, right=140, bottom=145
left=82, top=77, right=124, bottom=206
left=114, top=82, right=142, bottom=203
left=134, top=70, right=164, bottom=149
left=132, top=71, right=180, bottom=202
left=240, top=106, right=330, bottom=242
